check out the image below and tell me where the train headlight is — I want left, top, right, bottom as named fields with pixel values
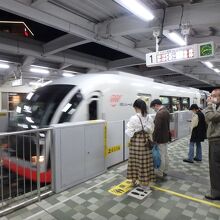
left=31, top=155, right=45, bottom=164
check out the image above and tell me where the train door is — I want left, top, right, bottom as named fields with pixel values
left=87, top=92, right=102, bottom=120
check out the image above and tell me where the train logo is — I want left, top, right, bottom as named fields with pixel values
left=110, top=94, right=122, bottom=107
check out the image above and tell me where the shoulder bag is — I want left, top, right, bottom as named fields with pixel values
left=137, top=115, right=153, bottom=149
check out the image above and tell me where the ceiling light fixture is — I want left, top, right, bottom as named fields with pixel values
left=62, top=72, right=75, bottom=77
left=203, top=61, right=213, bottom=69
left=213, top=68, right=220, bottom=73
left=0, top=63, right=10, bottom=69
left=163, top=30, right=186, bottom=46
left=114, top=0, right=154, bottom=21
left=30, top=67, right=49, bottom=74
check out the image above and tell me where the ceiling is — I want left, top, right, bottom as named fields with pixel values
left=0, top=0, right=220, bottom=91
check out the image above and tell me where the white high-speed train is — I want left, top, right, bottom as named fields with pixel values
left=3, top=71, right=209, bottom=183
left=14, top=71, right=208, bottom=129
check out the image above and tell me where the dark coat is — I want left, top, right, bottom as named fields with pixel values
left=190, top=111, right=207, bottom=142
left=153, top=107, right=170, bottom=144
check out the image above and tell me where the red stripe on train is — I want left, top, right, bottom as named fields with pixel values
left=2, top=158, right=51, bottom=183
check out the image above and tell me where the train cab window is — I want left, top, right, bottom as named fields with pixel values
left=172, top=97, right=181, bottom=112
left=14, top=85, right=75, bottom=129
left=58, top=90, right=83, bottom=123
left=181, top=97, right=190, bottom=110
left=160, top=96, right=171, bottom=112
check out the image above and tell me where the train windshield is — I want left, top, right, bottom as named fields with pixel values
left=13, top=85, right=75, bottom=130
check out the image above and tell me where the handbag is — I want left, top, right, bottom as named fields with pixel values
left=137, top=115, right=153, bottom=149
left=152, top=144, right=161, bottom=168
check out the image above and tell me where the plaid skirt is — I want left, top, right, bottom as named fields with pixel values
left=127, top=131, right=155, bottom=185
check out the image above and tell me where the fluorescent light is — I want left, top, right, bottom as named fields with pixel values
left=203, top=61, right=213, bottom=69
left=30, top=67, right=49, bottom=74
left=29, top=80, right=52, bottom=87
left=62, top=72, right=75, bottom=77
left=29, top=81, right=40, bottom=86
left=0, top=63, right=10, bottom=69
left=214, top=68, right=220, bottom=73
left=114, top=0, right=154, bottom=21
left=163, top=30, right=186, bottom=46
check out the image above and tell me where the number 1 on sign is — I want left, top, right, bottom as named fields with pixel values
left=146, top=53, right=157, bottom=66
left=150, top=55, right=153, bottom=63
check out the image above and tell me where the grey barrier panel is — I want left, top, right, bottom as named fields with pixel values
left=51, top=120, right=106, bottom=193
left=177, top=111, right=192, bottom=139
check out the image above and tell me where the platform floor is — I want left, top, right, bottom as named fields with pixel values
left=3, top=137, right=220, bottom=220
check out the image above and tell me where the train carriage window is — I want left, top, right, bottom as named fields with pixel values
left=172, top=97, right=181, bottom=112
left=160, top=96, right=171, bottom=112
left=193, top=97, right=198, bottom=104
left=58, top=90, right=83, bottom=123
left=200, top=92, right=208, bottom=109
left=89, top=100, right=98, bottom=120
left=137, top=93, right=151, bottom=108
left=88, top=94, right=100, bottom=120
left=181, top=97, right=190, bottom=110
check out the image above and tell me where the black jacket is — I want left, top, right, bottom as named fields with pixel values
left=190, top=111, right=207, bottom=142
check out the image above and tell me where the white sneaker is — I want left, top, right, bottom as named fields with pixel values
left=140, top=185, right=150, bottom=191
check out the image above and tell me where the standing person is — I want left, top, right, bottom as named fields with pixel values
left=126, top=99, right=155, bottom=188
left=150, top=99, right=170, bottom=178
left=183, top=104, right=206, bottom=163
left=205, top=88, right=220, bottom=200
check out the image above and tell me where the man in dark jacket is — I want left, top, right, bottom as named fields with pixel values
left=183, top=104, right=206, bottom=163
left=150, top=99, right=170, bottom=178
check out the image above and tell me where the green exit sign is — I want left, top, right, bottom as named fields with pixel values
left=199, top=42, right=214, bottom=57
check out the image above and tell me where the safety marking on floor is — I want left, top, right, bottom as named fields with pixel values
left=151, top=185, right=220, bottom=209
left=108, top=179, right=133, bottom=196
left=25, top=174, right=120, bottom=220
left=127, top=187, right=152, bottom=200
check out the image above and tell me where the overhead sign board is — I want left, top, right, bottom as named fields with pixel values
left=146, top=41, right=214, bottom=67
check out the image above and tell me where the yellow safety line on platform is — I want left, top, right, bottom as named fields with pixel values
left=151, top=185, right=220, bottom=209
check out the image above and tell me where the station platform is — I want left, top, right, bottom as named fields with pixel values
left=3, top=137, right=220, bottom=220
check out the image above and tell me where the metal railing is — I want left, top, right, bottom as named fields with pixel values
left=0, top=127, right=53, bottom=216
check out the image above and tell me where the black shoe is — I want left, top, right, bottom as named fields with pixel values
left=205, top=194, right=220, bottom=200
left=194, top=157, right=202, bottom=162
left=163, top=172, right=168, bottom=177
left=183, top=159, right=194, bottom=163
